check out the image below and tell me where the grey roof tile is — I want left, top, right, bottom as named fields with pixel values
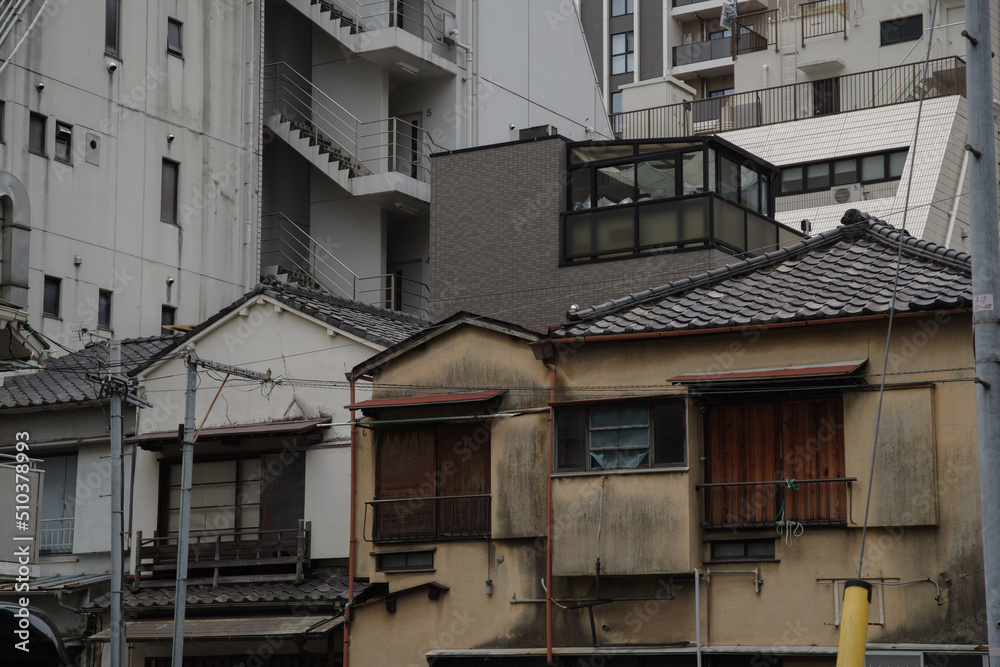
left=552, top=211, right=972, bottom=339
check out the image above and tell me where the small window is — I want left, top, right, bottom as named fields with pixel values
left=167, top=18, right=183, bottom=56
left=780, top=166, right=803, bottom=193
left=106, top=0, right=121, bottom=57
left=611, top=0, right=633, bottom=16
left=98, top=289, right=112, bottom=329
left=54, top=122, right=72, bottom=164
left=888, top=150, right=907, bottom=178
left=555, top=401, right=686, bottom=472
left=0, top=100, right=6, bottom=143
left=880, top=15, right=923, bottom=46
left=861, top=154, right=886, bottom=181
left=375, top=550, right=435, bottom=573
left=29, top=113, right=46, bottom=155
left=708, top=29, right=732, bottom=40
left=611, top=32, right=634, bottom=75
left=160, top=158, right=179, bottom=223
left=710, top=539, right=776, bottom=562
left=43, top=276, right=61, bottom=318
left=161, top=305, right=176, bottom=334
left=805, top=163, right=830, bottom=190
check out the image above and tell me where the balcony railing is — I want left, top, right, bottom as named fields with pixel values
left=364, top=494, right=491, bottom=543
left=673, top=36, right=732, bottom=67
left=134, top=522, right=310, bottom=586
left=800, top=0, right=847, bottom=46
left=610, top=56, right=965, bottom=138
left=39, top=517, right=74, bottom=553
left=733, top=9, right=778, bottom=56
left=696, top=478, right=855, bottom=530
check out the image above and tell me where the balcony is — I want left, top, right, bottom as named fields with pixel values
left=696, top=478, right=855, bottom=530
left=800, top=0, right=847, bottom=46
left=611, top=56, right=965, bottom=138
left=39, top=518, right=74, bottom=554
left=134, top=523, right=311, bottom=586
left=364, top=494, right=491, bottom=543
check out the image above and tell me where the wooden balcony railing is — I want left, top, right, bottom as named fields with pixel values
left=364, top=494, right=491, bottom=543
left=696, top=478, right=855, bottom=530
left=800, top=0, right=847, bottom=46
left=134, top=522, right=310, bottom=587
left=609, top=56, right=965, bottom=139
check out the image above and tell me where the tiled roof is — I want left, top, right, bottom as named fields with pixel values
left=553, top=211, right=971, bottom=338
left=87, top=571, right=361, bottom=610
left=0, top=335, right=182, bottom=409
left=131, top=277, right=431, bottom=377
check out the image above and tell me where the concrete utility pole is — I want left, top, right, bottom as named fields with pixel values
left=90, top=341, right=153, bottom=667
left=966, top=0, right=1000, bottom=662
left=172, top=351, right=272, bottom=667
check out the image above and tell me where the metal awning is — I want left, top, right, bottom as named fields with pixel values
left=87, top=615, right=343, bottom=643
left=668, top=359, right=867, bottom=384
left=347, top=390, right=505, bottom=410
left=127, top=418, right=330, bottom=448
left=0, top=572, right=110, bottom=593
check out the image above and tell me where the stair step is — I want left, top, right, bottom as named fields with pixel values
left=310, top=0, right=365, bottom=33
left=276, top=115, right=372, bottom=179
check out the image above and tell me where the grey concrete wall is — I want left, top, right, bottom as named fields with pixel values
left=638, top=0, right=663, bottom=81
left=429, top=136, right=736, bottom=331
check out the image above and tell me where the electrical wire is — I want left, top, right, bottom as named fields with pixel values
left=856, top=0, right=940, bottom=579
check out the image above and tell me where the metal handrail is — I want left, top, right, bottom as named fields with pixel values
left=261, top=212, right=358, bottom=299
left=610, top=55, right=965, bottom=138
left=732, top=8, right=779, bottom=57
left=696, top=477, right=856, bottom=529
left=800, top=0, right=847, bottom=46
left=39, top=517, right=74, bottom=553
left=364, top=494, right=491, bottom=543
left=347, top=0, right=454, bottom=53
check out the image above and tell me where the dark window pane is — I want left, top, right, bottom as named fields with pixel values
left=43, top=276, right=60, bottom=317
left=29, top=113, right=46, bottom=154
left=805, top=163, right=830, bottom=190
left=833, top=159, right=857, bottom=185
left=653, top=403, right=685, bottom=466
left=720, top=156, right=740, bottom=202
left=161, top=305, right=175, bottom=334
left=160, top=159, right=179, bottom=223
left=881, top=15, right=922, bottom=46
left=571, top=170, right=593, bottom=210
left=746, top=540, right=776, bottom=558
left=597, top=163, right=635, bottom=205
left=556, top=410, right=586, bottom=470
left=98, top=289, right=112, bottom=329
left=888, top=150, right=907, bottom=178
left=637, top=157, right=675, bottom=200
left=0, top=100, right=5, bottom=142
left=167, top=18, right=183, bottom=56
left=780, top=166, right=803, bottom=193
left=106, top=0, right=121, bottom=56
left=712, top=542, right=745, bottom=559
left=861, top=154, right=885, bottom=181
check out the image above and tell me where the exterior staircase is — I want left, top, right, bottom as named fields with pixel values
left=283, top=0, right=364, bottom=49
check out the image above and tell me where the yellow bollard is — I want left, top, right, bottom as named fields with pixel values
left=836, top=579, right=872, bottom=667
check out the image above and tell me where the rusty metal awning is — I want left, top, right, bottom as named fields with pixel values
left=668, top=359, right=867, bottom=384
left=347, top=390, right=505, bottom=410
left=87, top=615, right=343, bottom=643
left=127, top=418, right=330, bottom=448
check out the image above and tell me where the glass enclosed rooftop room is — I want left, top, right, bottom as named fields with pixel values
left=562, top=137, right=803, bottom=264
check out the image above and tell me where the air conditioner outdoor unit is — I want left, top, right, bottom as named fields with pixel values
left=830, top=183, right=865, bottom=205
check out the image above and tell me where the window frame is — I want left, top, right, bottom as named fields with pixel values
left=105, top=0, right=121, bottom=58
left=161, top=305, right=176, bottom=334
left=610, top=0, right=634, bottom=17
left=778, top=148, right=908, bottom=196
left=167, top=18, right=183, bottom=57
left=29, top=112, right=47, bottom=156
left=709, top=538, right=777, bottom=563
left=160, top=158, right=180, bottom=224
left=0, top=100, right=6, bottom=144
left=611, top=31, right=634, bottom=75
left=553, top=398, right=687, bottom=474
left=98, top=289, right=112, bottom=329
left=54, top=121, right=73, bottom=164
left=43, top=276, right=61, bottom=318
left=374, top=548, right=436, bottom=573
left=880, top=14, right=923, bottom=47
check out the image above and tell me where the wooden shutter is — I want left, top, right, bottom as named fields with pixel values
left=780, top=398, right=846, bottom=523
left=706, top=403, right=780, bottom=527
left=437, top=423, right=490, bottom=537
left=376, top=428, right=435, bottom=539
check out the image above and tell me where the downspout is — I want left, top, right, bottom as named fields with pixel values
left=448, top=28, right=474, bottom=149
left=344, top=379, right=357, bottom=667
left=243, top=0, right=258, bottom=290
left=546, top=362, right=556, bottom=665
left=694, top=568, right=702, bottom=667
left=944, top=149, right=969, bottom=247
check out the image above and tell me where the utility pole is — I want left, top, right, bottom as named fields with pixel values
left=90, top=341, right=153, bottom=667
left=172, top=351, right=272, bottom=667
left=966, top=0, right=1000, bottom=662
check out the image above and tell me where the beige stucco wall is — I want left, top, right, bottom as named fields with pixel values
left=349, top=312, right=984, bottom=666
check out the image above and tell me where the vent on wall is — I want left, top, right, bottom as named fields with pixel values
left=830, top=183, right=866, bottom=205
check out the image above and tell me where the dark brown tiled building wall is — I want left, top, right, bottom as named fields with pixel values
left=430, top=137, right=735, bottom=332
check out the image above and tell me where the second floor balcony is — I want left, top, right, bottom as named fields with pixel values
left=613, top=56, right=965, bottom=139
left=365, top=494, right=491, bottom=543
left=697, top=478, right=856, bottom=530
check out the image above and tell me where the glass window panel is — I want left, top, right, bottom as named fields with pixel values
left=760, top=176, right=770, bottom=217
left=741, top=164, right=759, bottom=212
left=612, top=55, right=627, bottom=75
left=98, top=289, right=112, bottom=328
left=43, top=276, right=60, bottom=317
left=746, top=540, right=776, bottom=557
left=713, top=542, right=745, bottom=558
left=707, top=148, right=717, bottom=192
left=888, top=150, right=907, bottom=178
left=593, top=211, right=634, bottom=253
left=626, top=53, right=634, bottom=72
left=833, top=159, right=857, bottom=185
left=653, top=403, right=685, bottom=465
left=571, top=170, right=592, bottom=209
left=590, top=430, right=620, bottom=450
left=620, top=407, right=649, bottom=427
left=566, top=215, right=593, bottom=257
left=612, top=33, right=626, bottom=54
left=715, top=197, right=745, bottom=251
left=747, top=213, right=777, bottom=256
left=639, top=196, right=710, bottom=248
left=167, top=19, right=183, bottom=56
left=781, top=166, right=802, bottom=193
left=805, top=163, right=830, bottom=189
left=597, top=164, right=635, bottom=205
left=591, top=408, right=621, bottom=429
left=720, top=156, right=740, bottom=202
left=682, top=151, right=705, bottom=194
left=161, top=159, right=179, bottom=223
left=570, top=144, right=635, bottom=164
left=619, top=427, right=649, bottom=448
left=636, top=157, right=675, bottom=200
left=29, top=113, right=46, bottom=154
left=637, top=142, right=702, bottom=155
left=556, top=410, right=587, bottom=469
left=861, top=154, right=885, bottom=181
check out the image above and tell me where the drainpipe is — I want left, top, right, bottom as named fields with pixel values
left=448, top=28, right=474, bottom=149
left=944, top=149, right=969, bottom=247
left=344, top=379, right=357, bottom=667
left=546, top=362, right=556, bottom=665
left=694, top=568, right=702, bottom=667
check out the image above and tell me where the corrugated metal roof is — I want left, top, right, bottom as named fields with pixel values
left=347, top=390, right=506, bottom=410
left=127, top=417, right=330, bottom=446
left=668, top=360, right=867, bottom=383
left=0, top=572, right=110, bottom=592
left=88, top=615, right=343, bottom=642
